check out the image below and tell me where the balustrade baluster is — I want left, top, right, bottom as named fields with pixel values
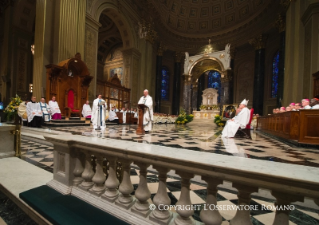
left=79, top=151, right=95, bottom=190
left=102, top=156, right=119, bottom=202
left=230, top=184, right=258, bottom=225
left=89, top=154, right=106, bottom=195
left=72, top=150, right=84, bottom=186
left=150, top=167, right=172, bottom=224
left=200, top=177, right=223, bottom=225
left=115, top=159, right=135, bottom=209
left=174, top=171, right=195, bottom=225
left=132, top=163, right=151, bottom=217
left=272, top=191, right=303, bottom=225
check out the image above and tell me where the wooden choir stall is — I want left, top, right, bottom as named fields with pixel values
left=97, top=75, right=137, bottom=124
left=257, top=110, right=319, bottom=145
left=45, top=53, right=93, bottom=118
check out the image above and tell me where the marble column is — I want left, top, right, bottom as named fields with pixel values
left=182, top=75, right=192, bottom=114
left=275, top=14, right=286, bottom=107
left=172, top=52, right=182, bottom=115
left=122, top=48, right=141, bottom=107
left=85, top=14, right=101, bottom=102
left=249, top=35, right=267, bottom=115
left=155, top=45, right=163, bottom=112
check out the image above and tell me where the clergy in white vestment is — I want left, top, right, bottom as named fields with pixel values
left=302, top=99, right=311, bottom=109
left=82, top=100, right=92, bottom=118
left=138, top=89, right=154, bottom=132
left=49, top=96, right=61, bottom=119
left=108, top=107, right=119, bottom=124
left=133, top=108, right=138, bottom=118
left=40, top=97, right=51, bottom=122
left=18, top=100, right=28, bottom=126
left=26, top=96, right=42, bottom=128
left=311, top=98, right=319, bottom=109
left=91, top=94, right=107, bottom=129
left=221, top=99, right=251, bottom=138
left=120, top=107, right=127, bottom=123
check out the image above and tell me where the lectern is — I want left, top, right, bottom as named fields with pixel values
left=136, top=104, right=147, bottom=135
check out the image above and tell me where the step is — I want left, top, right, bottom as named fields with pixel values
left=50, top=120, right=86, bottom=124
left=43, top=123, right=90, bottom=127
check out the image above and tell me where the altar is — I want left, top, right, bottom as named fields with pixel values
left=193, top=88, right=220, bottom=120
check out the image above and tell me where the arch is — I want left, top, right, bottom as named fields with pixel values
left=188, top=57, right=225, bottom=77
left=91, top=1, right=137, bottom=50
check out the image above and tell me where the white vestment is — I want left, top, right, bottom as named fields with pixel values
left=40, top=102, right=51, bottom=122
left=108, top=110, right=118, bottom=121
left=91, top=98, right=107, bottom=129
left=221, top=107, right=250, bottom=138
left=48, top=100, right=61, bottom=115
left=120, top=110, right=127, bottom=123
left=138, top=95, right=154, bottom=131
left=26, top=102, right=42, bottom=122
left=312, top=104, right=319, bottom=109
left=82, top=104, right=92, bottom=118
left=134, top=112, right=138, bottom=118
left=18, top=102, right=28, bottom=121
left=303, top=105, right=311, bottom=109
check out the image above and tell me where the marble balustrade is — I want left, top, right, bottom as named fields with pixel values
left=45, top=134, right=319, bottom=225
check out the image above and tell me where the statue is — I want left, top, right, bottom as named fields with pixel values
left=225, top=43, right=231, bottom=70
left=184, top=52, right=189, bottom=75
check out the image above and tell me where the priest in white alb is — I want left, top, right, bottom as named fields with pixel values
left=40, top=97, right=51, bottom=122
left=221, top=99, right=251, bottom=138
left=120, top=107, right=127, bottom=124
left=138, top=89, right=153, bottom=133
left=91, top=94, right=107, bottom=130
left=82, top=100, right=92, bottom=119
left=49, top=96, right=61, bottom=120
left=26, top=96, right=43, bottom=128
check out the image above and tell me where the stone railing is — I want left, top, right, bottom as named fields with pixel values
left=44, top=135, right=319, bottom=225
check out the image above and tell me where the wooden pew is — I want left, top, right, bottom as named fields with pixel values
left=257, top=110, right=319, bottom=145
left=116, top=112, right=138, bottom=124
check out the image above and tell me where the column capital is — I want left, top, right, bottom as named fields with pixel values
left=249, top=34, right=268, bottom=50
left=86, top=13, right=102, bottom=31
left=275, top=13, right=286, bottom=33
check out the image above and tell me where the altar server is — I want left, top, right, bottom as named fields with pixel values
left=120, top=107, right=127, bottom=123
left=49, top=96, right=61, bottom=119
left=91, top=94, right=107, bottom=130
left=133, top=108, right=138, bottom=118
left=82, top=100, right=92, bottom=118
left=138, top=89, right=153, bottom=133
left=26, top=96, right=42, bottom=128
left=40, top=97, right=51, bottom=122
left=221, top=99, right=250, bottom=138
left=18, top=100, right=28, bottom=126
left=108, top=107, right=119, bottom=124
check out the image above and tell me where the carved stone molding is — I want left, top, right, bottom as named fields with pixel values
left=275, top=13, right=286, bottom=33
left=249, top=34, right=268, bottom=50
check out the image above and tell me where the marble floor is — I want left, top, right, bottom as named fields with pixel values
left=18, top=123, right=319, bottom=225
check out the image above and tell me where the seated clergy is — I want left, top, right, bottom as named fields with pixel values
left=311, top=98, right=319, bottom=109
left=286, top=106, right=292, bottom=112
left=49, top=96, right=62, bottom=119
left=26, top=96, right=42, bottom=128
left=18, top=100, right=28, bottom=126
left=82, top=100, right=92, bottom=118
left=40, top=97, right=51, bottom=122
left=133, top=108, right=138, bottom=118
left=302, top=99, right=311, bottom=109
left=108, top=107, right=119, bottom=124
left=279, top=107, right=286, bottom=112
left=295, top=103, right=301, bottom=110
left=221, top=99, right=250, bottom=138
left=289, top=103, right=296, bottom=111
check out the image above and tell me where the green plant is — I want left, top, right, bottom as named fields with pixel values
left=4, top=94, right=22, bottom=121
left=175, top=108, right=194, bottom=124
left=214, top=115, right=226, bottom=127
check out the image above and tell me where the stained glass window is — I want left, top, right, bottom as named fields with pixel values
left=207, top=70, right=221, bottom=103
left=272, top=51, right=279, bottom=98
left=161, top=67, right=169, bottom=100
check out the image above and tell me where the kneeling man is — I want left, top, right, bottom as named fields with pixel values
left=221, top=99, right=250, bottom=138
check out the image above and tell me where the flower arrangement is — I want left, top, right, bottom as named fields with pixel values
left=4, top=94, right=22, bottom=121
left=214, top=115, right=226, bottom=127
left=175, top=108, right=194, bottom=124
left=200, top=104, right=220, bottom=110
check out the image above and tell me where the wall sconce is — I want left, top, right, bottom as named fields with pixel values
left=31, top=45, right=35, bottom=55
left=29, top=84, right=33, bottom=93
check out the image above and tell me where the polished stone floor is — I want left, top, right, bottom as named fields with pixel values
left=46, top=123, right=319, bottom=167
left=18, top=123, right=319, bottom=225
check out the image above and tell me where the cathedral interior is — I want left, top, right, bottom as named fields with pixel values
left=0, top=0, right=319, bottom=225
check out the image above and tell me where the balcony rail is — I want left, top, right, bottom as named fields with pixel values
left=44, top=134, right=319, bottom=225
